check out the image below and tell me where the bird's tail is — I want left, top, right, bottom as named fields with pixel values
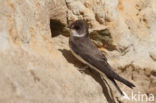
left=109, top=77, right=124, bottom=95
left=106, top=65, right=135, bottom=89
left=107, top=72, right=135, bottom=96
left=113, top=73, right=135, bottom=89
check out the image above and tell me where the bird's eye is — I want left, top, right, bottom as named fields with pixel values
left=74, top=26, right=80, bottom=30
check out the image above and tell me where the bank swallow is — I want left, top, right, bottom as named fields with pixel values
left=68, top=20, right=135, bottom=95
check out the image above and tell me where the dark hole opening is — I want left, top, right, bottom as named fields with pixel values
left=50, top=19, right=70, bottom=37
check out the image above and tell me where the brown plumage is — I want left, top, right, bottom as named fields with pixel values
left=68, top=20, right=135, bottom=95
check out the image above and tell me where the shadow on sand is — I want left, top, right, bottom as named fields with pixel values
left=59, top=49, right=117, bottom=103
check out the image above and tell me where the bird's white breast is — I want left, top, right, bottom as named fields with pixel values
left=71, top=30, right=86, bottom=37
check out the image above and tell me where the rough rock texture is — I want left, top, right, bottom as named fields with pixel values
left=66, top=0, right=156, bottom=102
left=0, top=0, right=106, bottom=103
left=66, top=0, right=156, bottom=69
left=0, top=0, right=156, bottom=103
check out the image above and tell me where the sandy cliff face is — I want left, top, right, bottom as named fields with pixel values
left=0, top=0, right=155, bottom=103
left=0, top=0, right=106, bottom=103
left=66, top=0, right=156, bottom=102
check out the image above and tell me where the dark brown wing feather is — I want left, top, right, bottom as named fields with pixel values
left=69, top=36, right=135, bottom=90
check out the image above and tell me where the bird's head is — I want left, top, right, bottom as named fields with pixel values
left=68, top=20, right=89, bottom=37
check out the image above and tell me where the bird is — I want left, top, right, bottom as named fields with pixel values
left=68, top=19, right=135, bottom=95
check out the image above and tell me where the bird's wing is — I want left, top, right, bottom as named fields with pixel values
left=70, top=37, right=113, bottom=73
left=73, top=37, right=107, bottom=61
left=69, top=37, right=135, bottom=89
